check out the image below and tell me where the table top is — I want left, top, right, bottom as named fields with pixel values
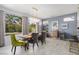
left=19, top=34, right=32, bottom=39
left=22, top=35, right=32, bottom=38
left=18, top=33, right=41, bottom=41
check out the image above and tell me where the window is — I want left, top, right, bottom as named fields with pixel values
left=43, top=20, right=48, bottom=25
left=28, top=17, right=41, bottom=33
left=43, top=20, right=48, bottom=32
left=5, top=14, right=22, bottom=33
left=64, top=16, right=75, bottom=22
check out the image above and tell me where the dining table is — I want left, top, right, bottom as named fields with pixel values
left=18, top=34, right=32, bottom=41
left=18, top=33, right=41, bottom=41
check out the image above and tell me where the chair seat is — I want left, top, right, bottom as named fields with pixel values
left=18, top=40, right=28, bottom=43
left=12, top=40, right=28, bottom=46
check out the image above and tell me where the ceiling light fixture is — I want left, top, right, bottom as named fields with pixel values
left=32, top=7, right=38, bottom=11
left=31, top=7, right=39, bottom=19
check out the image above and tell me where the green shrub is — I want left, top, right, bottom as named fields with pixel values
left=29, top=24, right=36, bottom=32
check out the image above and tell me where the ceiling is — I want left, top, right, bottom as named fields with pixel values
left=2, top=4, right=79, bottom=19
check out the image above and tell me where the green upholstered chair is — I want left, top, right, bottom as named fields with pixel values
left=10, top=34, right=29, bottom=55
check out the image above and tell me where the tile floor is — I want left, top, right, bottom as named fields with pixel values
left=0, top=36, right=75, bottom=55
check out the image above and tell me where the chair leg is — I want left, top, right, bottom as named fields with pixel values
left=14, top=46, right=16, bottom=55
left=69, top=42, right=72, bottom=52
left=24, top=44, right=27, bottom=51
left=44, top=40, right=46, bottom=44
left=27, top=43, right=29, bottom=50
left=36, top=42, right=39, bottom=47
left=41, top=40, right=43, bottom=45
left=21, top=46, right=22, bottom=48
left=69, top=47, right=71, bottom=52
left=11, top=46, right=14, bottom=52
left=33, top=43, right=35, bottom=50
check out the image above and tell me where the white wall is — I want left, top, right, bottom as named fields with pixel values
left=0, top=10, right=5, bottom=46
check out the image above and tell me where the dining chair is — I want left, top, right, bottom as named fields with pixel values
left=38, top=32, right=46, bottom=45
left=10, top=34, right=29, bottom=55
left=28, top=33, right=39, bottom=50
left=69, top=35, right=79, bottom=54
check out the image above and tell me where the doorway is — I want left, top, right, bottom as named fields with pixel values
left=51, top=21, right=58, bottom=37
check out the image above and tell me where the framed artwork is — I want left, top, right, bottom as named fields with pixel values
left=52, top=21, right=58, bottom=31
left=61, top=23, right=68, bottom=29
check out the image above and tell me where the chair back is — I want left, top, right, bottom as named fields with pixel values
left=10, top=34, right=17, bottom=46
left=32, top=33, right=38, bottom=42
left=42, top=32, right=46, bottom=40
